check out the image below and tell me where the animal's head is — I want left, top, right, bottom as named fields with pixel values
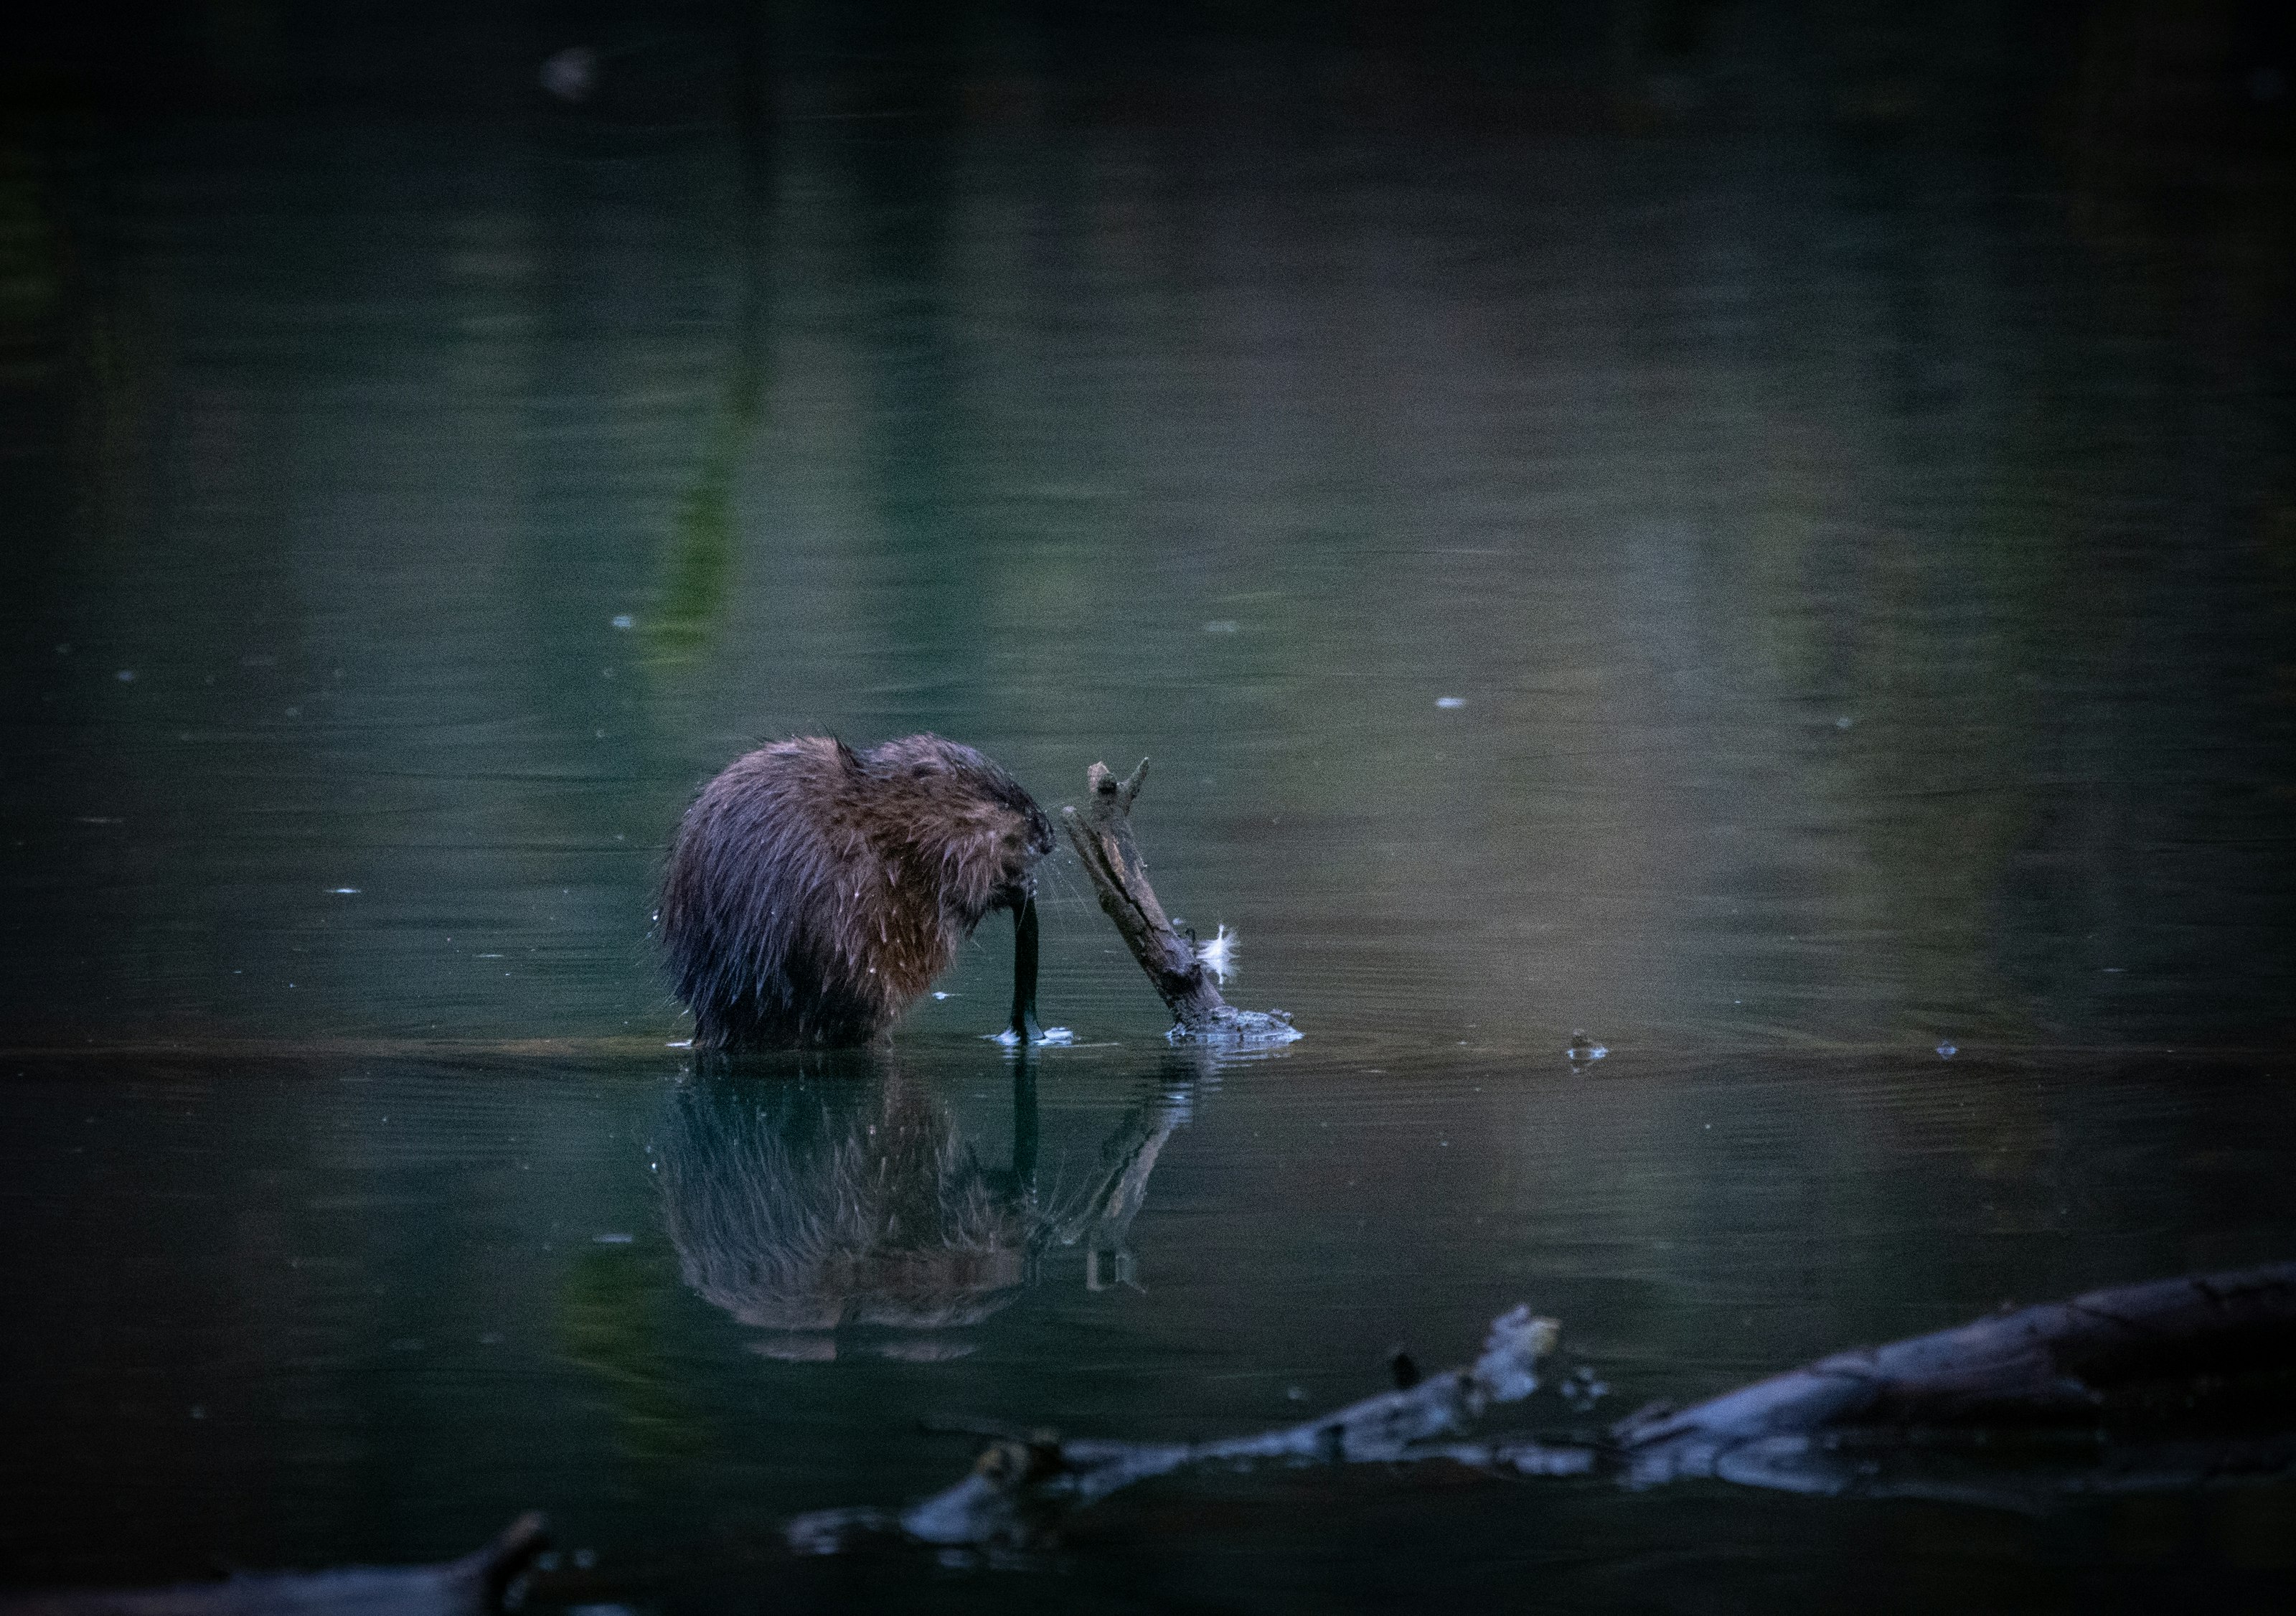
left=857, top=735, right=1055, bottom=930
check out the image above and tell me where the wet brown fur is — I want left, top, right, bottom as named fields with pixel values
left=660, top=735, right=1053, bottom=1049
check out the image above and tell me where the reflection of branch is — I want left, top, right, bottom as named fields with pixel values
left=1040, top=1091, right=1191, bottom=1289
left=643, top=92, right=771, bottom=664
left=786, top=1263, right=2296, bottom=1556
left=1061, top=760, right=1300, bottom=1044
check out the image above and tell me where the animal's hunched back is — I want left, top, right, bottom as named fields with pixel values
left=660, top=735, right=1053, bottom=1049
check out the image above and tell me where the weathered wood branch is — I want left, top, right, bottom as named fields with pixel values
left=1, top=1514, right=550, bottom=1616
left=788, top=1309, right=1560, bottom=1554
left=1060, top=759, right=1298, bottom=1044
left=784, top=1263, right=2296, bottom=1554
left=1606, top=1261, right=2296, bottom=1499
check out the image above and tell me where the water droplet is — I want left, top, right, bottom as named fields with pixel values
left=115, top=670, right=136, bottom=682
left=540, top=46, right=598, bottom=102
left=1435, top=695, right=1466, bottom=709
left=1566, top=1030, right=1608, bottom=1066
left=593, top=1232, right=634, bottom=1245
left=610, top=613, right=636, bottom=630
left=1835, top=715, right=1853, bottom=729
left=1936, top=1042, right=1957, bottom=1058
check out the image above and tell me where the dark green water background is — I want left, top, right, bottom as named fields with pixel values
left=4, top=7, right=2294, bottom=1610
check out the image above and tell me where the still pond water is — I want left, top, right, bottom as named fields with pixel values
left=3, top=94, right=2294, bottom=1612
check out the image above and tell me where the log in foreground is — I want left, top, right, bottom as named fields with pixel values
left=1061, top=759, right=1300, bottom=1044
left=0, top=1515, right=548, bottom=1616
left=789, top=1307, right=1566, bottom=1554
left=786, top=1262, right=2296, bottom=1554
left=1602, top=1260, right=2296, bottom=1503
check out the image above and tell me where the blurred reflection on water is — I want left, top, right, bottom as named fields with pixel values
left=657, top=1056, right=1198, bottom=1358
left=2, top=1046, right=2292, bottom=1607
left=660, top=1065, right=1032, bottom=1345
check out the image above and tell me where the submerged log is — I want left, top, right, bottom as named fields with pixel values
left=1060, top=760, right=1299, bottom=1044
left=0, top=1516, right=548, bottom=1616
left=1606, top=1261, right=2296, bottom=1500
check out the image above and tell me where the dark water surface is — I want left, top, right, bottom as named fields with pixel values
left=4, top=60, right=2295, bottom=1615
left=4, top=1046, right=2295, bottom=1610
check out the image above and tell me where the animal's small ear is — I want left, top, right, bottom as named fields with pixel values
left=832, top=738, right=862, bottom=772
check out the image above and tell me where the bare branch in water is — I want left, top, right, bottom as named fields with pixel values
left=1606, top=1260, right=2296, bottom=1505
left=788, top=1308, right=1559, bottom=1554
left=1061, top=759, right=1301, bottom=1045
left=1, top=1514, right=549, bottom=1616
left=787, top=1262, right=2296, bottom=1554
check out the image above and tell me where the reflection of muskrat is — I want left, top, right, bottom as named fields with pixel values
left=661, top=734, right=1054, bottom=1049
left=657, top=1070, right=1027, bottom=1337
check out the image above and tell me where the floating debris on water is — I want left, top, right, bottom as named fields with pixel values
left=990, top=1026, right=1076, bottom=1046
left=1196, top=923, right=1238, bottom=983
left=1561, top=1365, right=1609, bottom=1411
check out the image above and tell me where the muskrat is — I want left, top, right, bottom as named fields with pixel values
left=660, top=734, right=1055, bottom=1049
